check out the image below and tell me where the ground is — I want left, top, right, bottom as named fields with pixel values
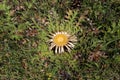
left=0, top=0, right=120, bottom=80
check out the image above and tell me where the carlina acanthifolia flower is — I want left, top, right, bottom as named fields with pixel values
left=48, top=31, right=77, bottom=53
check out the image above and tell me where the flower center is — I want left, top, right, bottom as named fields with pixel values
left=53, top=34, right=68, bottom=46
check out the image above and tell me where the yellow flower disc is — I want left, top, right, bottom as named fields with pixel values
left=53, top=34, right=68, bottom=46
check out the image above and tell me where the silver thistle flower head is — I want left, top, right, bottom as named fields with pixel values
left=48, top=31, right=77, bottom=53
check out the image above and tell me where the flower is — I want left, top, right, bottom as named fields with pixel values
left=48, top=31, right=77, bottom=53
